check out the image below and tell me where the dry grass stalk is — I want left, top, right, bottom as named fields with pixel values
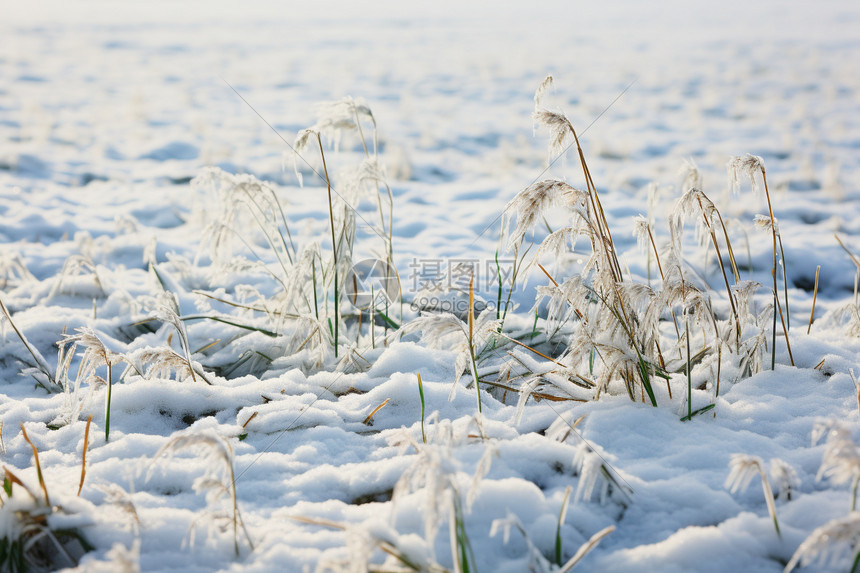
left=77, top=415, right=92, bottom=496
left=362, top=398, right=391, bottom=425
left=808, top=265, right=820, bottom=334
left=241, top=411, right=258, bottom=429
left=19, top=424, right=50, bottom=507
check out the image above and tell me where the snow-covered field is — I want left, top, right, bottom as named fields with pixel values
left=3, top=1, right=860, bottom=571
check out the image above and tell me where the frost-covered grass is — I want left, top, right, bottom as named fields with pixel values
left=3, top=2, right=860, bottom=572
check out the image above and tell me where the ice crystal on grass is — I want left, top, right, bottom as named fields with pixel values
left=50, top=254, right=106, bottom=299
left=503, top=179, right=588, bottom=251
left=726, top=454, right=781, bottom=536
left=534, top=74, right=554, bottom=107
left=814, top=421, right=860, bottom=507
left=679, top=157, right=703, bottom=192
left=753, top=213, right=778, bottom=232
left=534, top=109, right=576, bottom=160
left=0, top=252, right=35, bottom=289
left=784, top=513, right=860, bottom=573
left=728, top=153, right=765, bottom=195
left=770, top=458, right=800, bottom=502
left=574, top=445, right=610, bottom=504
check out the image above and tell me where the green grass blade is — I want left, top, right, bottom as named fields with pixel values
left=179, top=315, right=279, bottom=337
left=680, top=403, right=716, bottom=421
left=417, top=373, right=426, bottom=444
left=374, top=308, right=400, bottom=330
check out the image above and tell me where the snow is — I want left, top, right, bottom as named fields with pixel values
left=2, top=1, right=860, bottom=571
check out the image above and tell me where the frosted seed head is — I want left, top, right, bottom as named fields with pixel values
left=728, top=153, right=765, bottom=195
left=534, top=74, right=554, bottom=108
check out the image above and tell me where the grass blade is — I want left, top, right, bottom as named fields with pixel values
left=417, top=373, right=427, bottom=444
left=20, top=424, right=50, bottom=506
left=808, top=265, right=820, bottom=334
left=77, top=415, right=92, bottom=496
left=179, top=315, right=279, bottom=337
left=558, top=525, right=614, bottom=572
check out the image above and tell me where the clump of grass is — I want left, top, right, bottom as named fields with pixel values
left=670, top=186, right=741, bottom=350
left=59, top=328, right=126, bottom=441
left=388, top=417, right=493, bottom=571
left=489, top=77, right=810, bottom=423
left=49, top=254, right=106, bottom=299
left=1, top=435, right=89, bottom=571
left=0, top=252, right=35, bottom=290
left=190, top=95, right=396, bottom=370
left=194, top=168, right=296, bottom=276
left=503, top=78, right=672, bottom=409
left=150, top=429, right=253, bottom=557
left=730, top=154, right=793, bottom=368
left=153, top=294, right=204, bottom=385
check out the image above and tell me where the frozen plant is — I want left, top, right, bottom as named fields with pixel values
left=571, top=443, right=630, bottom=506
left=490, top=511, right=615, bottom=572
left=1, top=455, right=87, bottom=570
left=151, top=293, right=208, bottom=385
left=784, top=512, right=860, bottom=573
left=58, top=327, right=128, bottom=440
left=502, top=179, right=589, bottom=251
left=194, top=167, right=297, bottom=275
left=729, top=153, right=793, bottom=368
left=297, top=515, right=445, bottom=573
left=770, top=458, right=801, bottom=502
left=0, top=252, right=35, bottom=290
left=150, top=429, right=253, bottom=557
left=725, top=454, right=782, bottom=537
left=389, top=417, right=493, bottom=571
left=813, top=420, right=860, bottom=511
left=49, top=254, right=106, bottom=299
left=400, top=306, right=501, bottom=412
